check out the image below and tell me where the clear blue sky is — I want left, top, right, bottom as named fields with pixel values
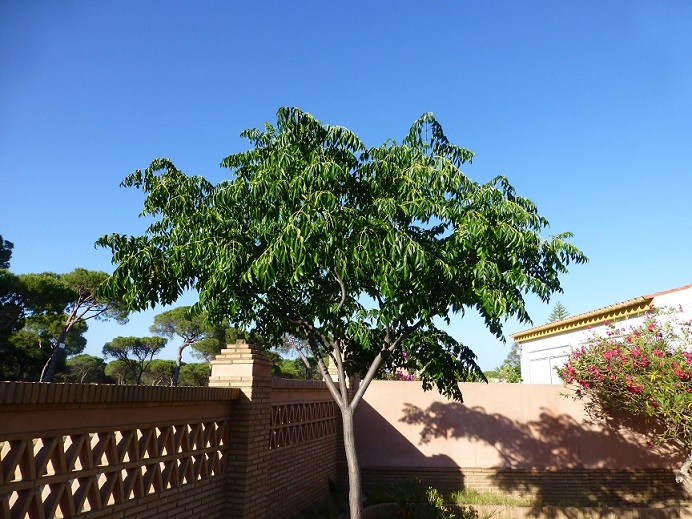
left=2, top=1, right=691, bottom=370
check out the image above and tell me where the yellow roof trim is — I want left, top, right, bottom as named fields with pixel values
left=511, top=296, right=654, bottom=343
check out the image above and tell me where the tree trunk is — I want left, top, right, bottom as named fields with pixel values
left=676, top=451, right=692, bottom=495
left=172, top=343, right=189, bottom=386
left=40, top=329, right=69, bottom=382
left=40, top=348, right=61, bottom=382
left=341, top=406, right=363, bottom=519
left=296, top=349, right=313, bottom=379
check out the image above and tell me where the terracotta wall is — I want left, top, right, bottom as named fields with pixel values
left=0, top=343, right=341, bottom=519
left=0, top=382, right=238, bottom=519
left=354, top=381, right=688, bottom=506
left=4, top=354, right=687, bottom=517
left=208, top=342, right=340, bottom=519
left=267, top=379, right=339, bottom=518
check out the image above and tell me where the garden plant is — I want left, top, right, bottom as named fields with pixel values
left=558, top=308, right=692, bottom=493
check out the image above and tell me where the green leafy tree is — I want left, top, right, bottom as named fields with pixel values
left=10, top=313, right=87, bottom=380
left=178, top=362, right=211, bottom=386
left=0, top=271, right=25, bottom=335
left=105, top=359, right=131, bottom=385
left=268, top=350, right=321, bottom=380
left=485, top=342, right=521, bottom=382
left=188, top=326, right=260, bottom=364
left=40, top=269, right=130, bottom=382
left=60, top=354, right=109, bottom=383
left=276, top=334, right=315, bottom=379
left=2, top=330, right=48, bottom=380
left=97, top=107, right=586, bottom=518
left=558, top=309, right=692, bottom=493
left=149, top=306, right=221, bottom=386
left=142, top=359, right=177, bottom=386
left=102, top=336, right=166, bottom=384
left=1, top=272, right=73, bottom=335
left=0, top=272, right=76, bottom=380
left=547, top=301, right=569, bottom=323
left=0, top=235, right=13, bottom=270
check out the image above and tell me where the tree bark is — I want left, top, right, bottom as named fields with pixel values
left=296, top=348, right=313, bottom=379
left=40, top=348, right=62, bottom=382
left=341, top=405, right=363, bottom=519
left=172, top=342, right=190, bottom=386
left=40, top=328, right=69, bottom=382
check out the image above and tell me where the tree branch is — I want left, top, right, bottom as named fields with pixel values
left=350, top=318, right=425, bottom=409
left=334, top=271, right=346, bottom=312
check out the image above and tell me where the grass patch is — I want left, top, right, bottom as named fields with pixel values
left=367, top=484, right=535, bottom=508
left=447, top=488, right=534, bottom=507
left=295, top=483, right=600, bottom=518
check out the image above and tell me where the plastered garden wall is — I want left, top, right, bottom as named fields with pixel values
left=355, top=380, right=690, bottom=507
left=3, top=347, right=689, bottom=518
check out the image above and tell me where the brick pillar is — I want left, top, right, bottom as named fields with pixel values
left=209, top=340, right=273, bottom=519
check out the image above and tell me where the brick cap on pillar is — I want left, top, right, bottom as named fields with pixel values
left=209, top=339, right=273, bottom=383
left=326, top=356, right=360, bottom=391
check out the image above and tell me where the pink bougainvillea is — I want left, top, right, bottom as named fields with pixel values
left=558, top=308, right=692, bottom=492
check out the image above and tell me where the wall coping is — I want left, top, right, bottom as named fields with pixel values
left=0, top=381, right=240, bottom=407
left=270, top=378, right=330, bottom=390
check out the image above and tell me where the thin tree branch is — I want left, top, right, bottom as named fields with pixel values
left=334, top=271, right=346, bottom=312
left=350, top=318, right=425, bottom=409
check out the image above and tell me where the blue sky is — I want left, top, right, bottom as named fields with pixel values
left=2, top=1, right=691, bottom=371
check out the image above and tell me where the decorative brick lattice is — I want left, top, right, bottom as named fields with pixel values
left=1, top=420, right=230, bottom=518
left=269, top=401, right=337, bottom=449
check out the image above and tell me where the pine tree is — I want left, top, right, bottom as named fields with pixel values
left=547, top=302, right=570, bottom=323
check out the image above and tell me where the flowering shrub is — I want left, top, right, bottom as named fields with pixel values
left=379, top=350, right=420, bottom=381
left=558, top=308, right=692, bottom=492
left=395, top=370, right=417, bottom=381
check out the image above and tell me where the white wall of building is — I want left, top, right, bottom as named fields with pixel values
left=518, top=286, right=692, bottom=384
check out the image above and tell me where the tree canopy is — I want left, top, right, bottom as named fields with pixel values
left=149, top=306, right=220, bottom=385
left=102, top=336, right=166, bottom=385
left=40, top=269, right=130, bottom=381
left=485, top=342, right=522, bottom=383
left=1, top=272, right=78, bottom=380
left=0, top=266, right=131, bottom=381
left=60, top=354, right=109, bottom=383
left=97, top=107, right=586, bottom=517
left=0, top=235, right=13, bottom=270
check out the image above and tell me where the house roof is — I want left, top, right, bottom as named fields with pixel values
left=511, top=284, right=692, bottom=344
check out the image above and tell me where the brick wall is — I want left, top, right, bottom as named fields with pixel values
left=209, top=342, right=339, bottom=519
left=3, top=347, right=690, bottom=519
left=266, top=379, right=338, bottom=518
left=0, top=343, right=341, bottom=519
left=0, top=382, right=238, bottom=519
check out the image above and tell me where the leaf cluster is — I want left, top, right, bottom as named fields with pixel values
left=0, top=235, right=13, bottom=270
left=97, top=107, right=586, bottom=401
left=559, top=308, right=692, bottom=450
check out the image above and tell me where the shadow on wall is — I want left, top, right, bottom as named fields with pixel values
left=355, top=399, right=464, bottom=492
left=399, top=401, right=688, bottom=511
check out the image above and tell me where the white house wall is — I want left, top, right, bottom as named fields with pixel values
left=519, top=286, right=692, bottom=384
